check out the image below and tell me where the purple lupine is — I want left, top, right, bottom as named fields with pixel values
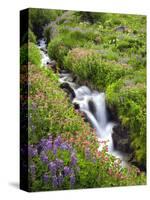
left=70, top=174, right=75, bottom=187
left=55, top=159, right=64, bottom=169
left=52, top=175, right=58, bottom=188
left=44, top=140, right=53, bottom=151
left=43, top=173, right=49, bottom=184
left=40, top=138, right=47, bottom=148
left=28, top=145, right=38, bottom=157
left=58, top=173, right=64, bottom=186
left=71, top=152, right=77, bottom=166
left=40, top=151, right=49, bottom=164
left=48, top=161, right=57, bottom=175
left=60, top=142, right=72, bottom=151
left=54, top=136, right=62, bottom=148
left=60, top=142, right=68, bottom=150
left=48, top=135, right=52, bottom=140
left=53, top=146, right=57, bottom=155
left=64, top=166, right=71, bottom=176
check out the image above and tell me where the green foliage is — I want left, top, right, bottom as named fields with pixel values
left=28, top=42, right=41, bottom=66
left=75, top=11, right=107, bottom=24
left=64, top=49, right=133, bottom=90
left=28, top=29, right=36, bottom=43
left=48, top=37, right=69, bottom=66
left=106, top=70, right=146, bottom=165
left=29, top=8, right=63, bottom=38
left=20, top=42, right=41, bottom=66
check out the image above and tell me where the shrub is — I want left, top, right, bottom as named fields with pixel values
left=48, top=37, right=69, bottom=66
left=20, top=42, right=41, bottom=66
left=106, top=71, right=146, bottom=167
left=28, top=42, right=41, bottom=66
left=64, top=48, right=133, bottom=90
left=28, top=29, right=36, bottom=44
left=47, top=26, right=101, bottom=66
left=29, top=8, right=63, bottom=38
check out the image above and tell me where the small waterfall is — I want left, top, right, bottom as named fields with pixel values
left=59, top=72, right=118, bottom=156
left=94, top=92, right=107, bottom=128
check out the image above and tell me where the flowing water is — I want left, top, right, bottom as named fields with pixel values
left=38, top=39, right=129, bottom=167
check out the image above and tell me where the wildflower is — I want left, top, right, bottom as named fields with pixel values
left=40, top=151, right=49, bottom=164
left=44, top=140, right=52, bottom=151
left=71, top=152, right=77, bottom=166
left=54, top=136, right=62, bottom=148
left=53, top=146, right=57, bottom=155
left=70, top=174, right=75, bottom=187
left=64, top=166, right=70, bottom=176
left=55, top=158, right=64, bottom=169
left=52, top=175, right=58, bottom=188
left=28, top=145, right=38, bottom=157
left=48, top=162, right=57, bottom=175
left=58, top=173, right=64, bottom=186
left=104, top=156, right=109, bottom=161
left=43, top=173, right=49, bottom=184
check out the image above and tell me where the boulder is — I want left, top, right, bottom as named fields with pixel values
left=60, top=82, right=75, bottom=100
left=47, top=60, right=57, bottom=72
left=115, top=26, right=129, bottom=33
left=112, top=124, right=131, bottom=153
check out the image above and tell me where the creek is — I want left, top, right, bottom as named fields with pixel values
left=38, top=38, right=129, bottom=167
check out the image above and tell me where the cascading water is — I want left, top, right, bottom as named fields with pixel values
left=38, top=38, right=129, bottom=167
left=38, top=38, right=51, bottom=66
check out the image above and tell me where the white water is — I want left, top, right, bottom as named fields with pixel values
left=38, top=38, right=51, bottom=66
left=38, top=39, right=129, bottom=167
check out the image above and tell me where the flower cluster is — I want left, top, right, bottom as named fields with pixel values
left=28, top=135, right=79, bottom=189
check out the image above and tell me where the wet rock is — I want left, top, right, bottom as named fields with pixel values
left=41, top=48, right=47, bottom=54
left=60, top=69, right=69, bottom=74
left=73, top=103, right=80, bottom=110
left=106, top=106, right=117, bottom=122
left=112, top=124, right=131, bottom=153
left=47, top=60, right=57, bottom=72
left=60, top=82, right=75, bottom=100
left=115, top=26, right=129, bottom=32
left=88, top=100, right=96, bottom=117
